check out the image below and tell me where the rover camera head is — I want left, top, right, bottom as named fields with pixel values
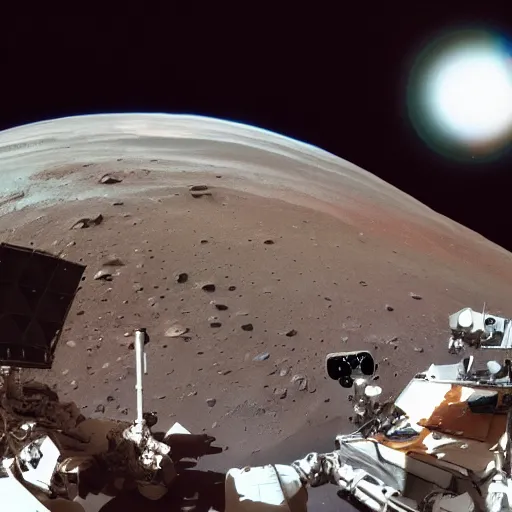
left=325, top=351, right=375, bottom=388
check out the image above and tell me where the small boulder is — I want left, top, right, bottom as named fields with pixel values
left=279, top=367, right=290, bottom=377
left=71, top=214, right=104, bottom=230
left=273, top=387, right=287, bottom=399
left=165, top=324, right=189, bottom=338
left=94, top=270, right=113, bottom=281
left=99, top=174, right=122, bottom=184
left=253, top=352, right=270, bottom=362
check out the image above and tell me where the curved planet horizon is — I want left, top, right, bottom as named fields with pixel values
left=1, top=114, right=512, bottom=512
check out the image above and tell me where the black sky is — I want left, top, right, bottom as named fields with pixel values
left=2, top=8, right=512, bottom=251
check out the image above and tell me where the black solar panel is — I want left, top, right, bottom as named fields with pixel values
left=0, top=243, right=86, bottom=368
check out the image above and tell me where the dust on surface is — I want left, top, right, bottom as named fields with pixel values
left=2, top=169, right=512, bottom=511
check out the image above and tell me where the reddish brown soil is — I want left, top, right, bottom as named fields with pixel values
left=2, top=170, right=512, bottom=511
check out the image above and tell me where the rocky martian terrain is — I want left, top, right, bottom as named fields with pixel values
left=1, top=114, right=512, bottom=511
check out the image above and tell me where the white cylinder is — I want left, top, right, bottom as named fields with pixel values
left=134, top=330, right=145, bottom=428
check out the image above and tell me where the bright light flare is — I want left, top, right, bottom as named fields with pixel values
left=429, top=50, right=512, bottom=142
left=406, top=28, right=512, bottom=162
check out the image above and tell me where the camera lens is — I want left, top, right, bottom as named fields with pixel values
left=326, top=356, right=352, bottom=380
left=339, top=376, right=354, bottom=388
left=360, top=354, right=375, bottom=376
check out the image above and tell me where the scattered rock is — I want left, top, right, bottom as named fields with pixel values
left=202, top=283, right=216, bottom=293
left=165, top=324, right=189, bottom=338
left=71, top=214, right=103, bottom=229
left=385, top=304, right=394, bottom=311
left=99, top=174, right=122, bottom=184
left=103, top=257, right=125, bottom=267
left=291, top=374, right=307, bottom=388
left=279, top=367, right=290, bottom=377
left=253, top=352, right=270, bottom=362
left=107, top=396, right=115, bottom=402
left=66, top=340, right=77, bottom=348
left=291, top=374, right=316, bottom=393
left=191, top=191, right=212, bottom=198
left=228, top=286, right=237, bottom=291
left=62, top=369, right=69, bottom=376
left=200, top=239, right=209, bottom=244
left=359, top=281, right=368, bottom=287
left=102, top=362, right=110, bottom=369
left=235, top=311, right=249, bottom=317
left=264, top=239, right=275, bottom=245
left=206, top=398, right=217, bottom=408
left=341, top=336, right=349, bottom=343
left=70, top=380, right=78, bottom=390
left=414, top=347, right=424, bottom=353
left=112, top=201, right=124, bottom=206
left=133, top=283, right=144, bottom=292
left=120, top=408, right=129, bottom=415
left=176, top=272, right=189, bottom=283
left=189, top=185, right=209, bottom=192
left=285, top=329, right=297, bottom=337
left=307, top=376, right=317, bottom=393
left=273, top=387, right=287, bottom=399
left=218, top=369, right=232, bottom=376
left=214, top=303, right=228, bottom=311
left=410, top=293, right=423, bottom=300
left=212, top=422, right=218, bottom=429
left=95, top=404, right=105, bottom=413
left=94, top=269, right=113, bottom=281
left=210, top=322, right=222, bottom=328
left=242, top=323, right=254, bottom=332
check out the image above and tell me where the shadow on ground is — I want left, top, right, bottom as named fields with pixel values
left=94, top=417, right=358, bottom=512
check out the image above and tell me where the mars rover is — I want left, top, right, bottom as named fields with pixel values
left=1, top=243, right=512, bottom=511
